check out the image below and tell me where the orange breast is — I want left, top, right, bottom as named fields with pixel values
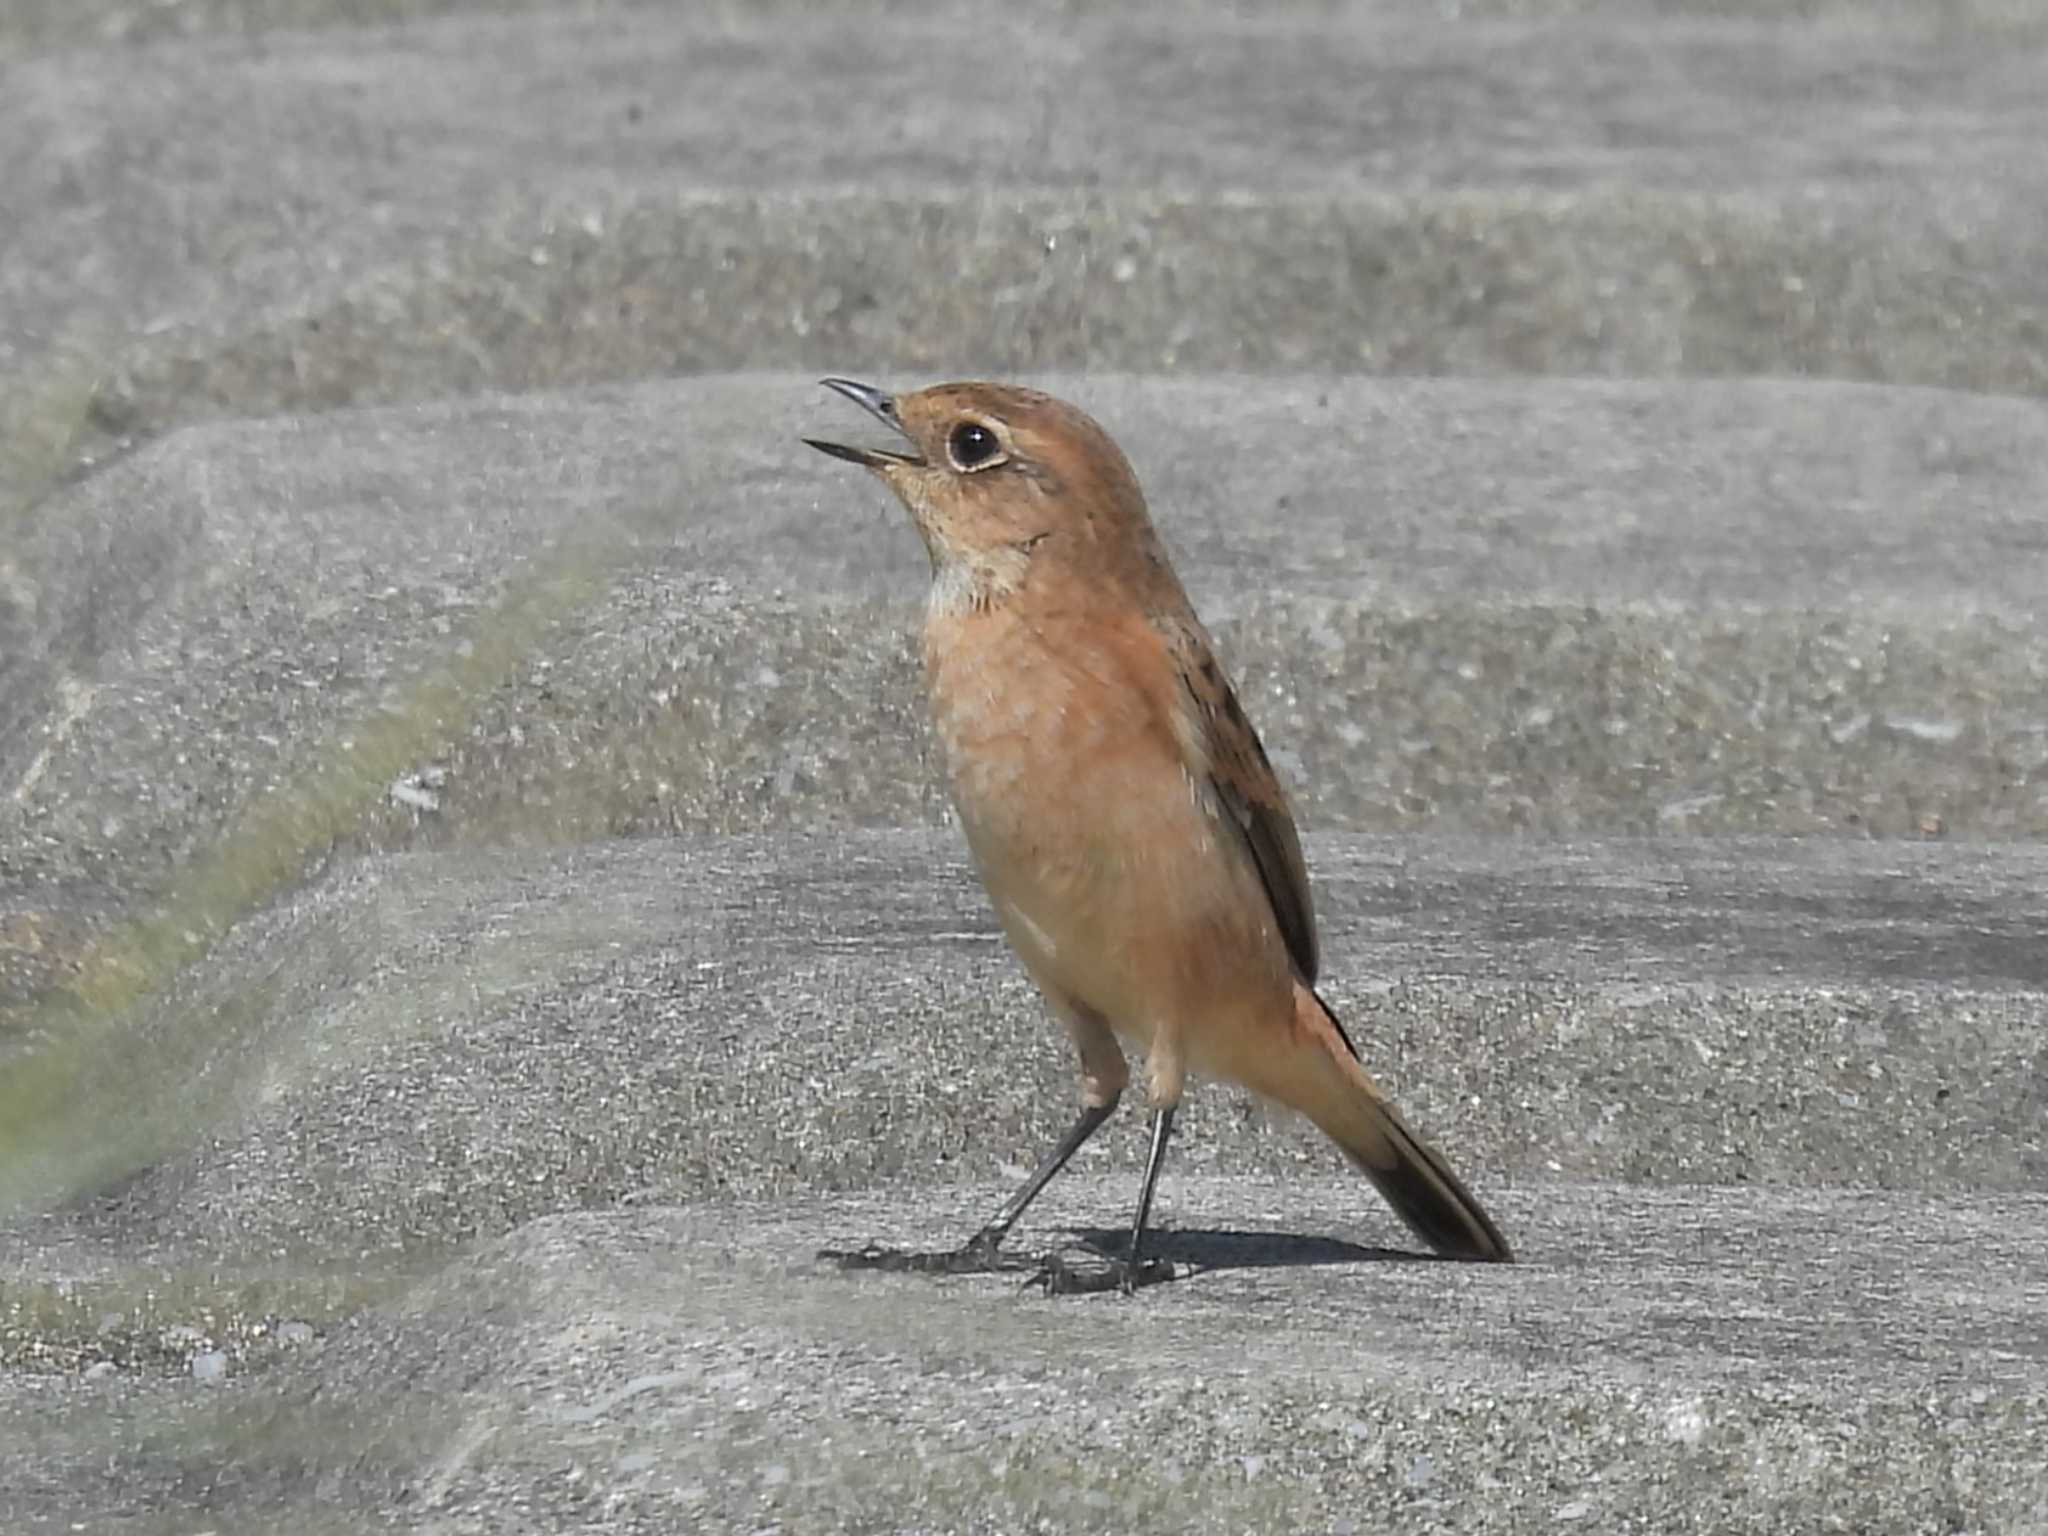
left=922, top=603, right=1291, bottom=1039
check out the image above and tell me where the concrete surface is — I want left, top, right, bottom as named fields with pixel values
left=6, top=374, right=2046, bottom=1008
left=5, top=830, right=2046, bottom=1528
left=8, top=827, right=2048, bottom=1244
left=2, top=1, right=2046, bottom=1531
left=8, top=1180, right=2048, bottom=1533
left=5, top=0, right=2048, bottom=463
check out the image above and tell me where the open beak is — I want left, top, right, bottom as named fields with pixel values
left=803, top=378, right=925, bottom=468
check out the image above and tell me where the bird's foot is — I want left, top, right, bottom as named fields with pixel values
left=1028, top=1248, right=1178, bottom=1296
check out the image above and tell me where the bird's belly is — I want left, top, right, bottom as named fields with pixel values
left=928, top=632, right=1287, bottom=1039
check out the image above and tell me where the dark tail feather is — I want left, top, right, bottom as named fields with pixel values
left=1346, top=1095, right=1514, bottom=1263
left=1289, top=984, right=1514, bottom=1263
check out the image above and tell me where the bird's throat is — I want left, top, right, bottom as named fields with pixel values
left=926, top=545, right=1033, bottom=619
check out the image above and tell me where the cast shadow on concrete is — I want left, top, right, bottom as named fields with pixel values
left=818, top=1227, right=1425, bottom=1285
left=1073, top=1226, right=1429, bottom=1271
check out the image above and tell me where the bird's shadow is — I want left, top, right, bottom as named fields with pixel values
left=820, top=1226, right=1434, bottom=1285
left=1070, top=1226, right=1433, bottom=1271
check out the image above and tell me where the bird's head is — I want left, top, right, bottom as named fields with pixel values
left=805, top=378, right=1156, bottom=577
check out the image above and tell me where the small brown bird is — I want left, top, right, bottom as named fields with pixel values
left=807, top=379, right=1511, bottom=1290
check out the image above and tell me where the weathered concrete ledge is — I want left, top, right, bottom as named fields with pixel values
left=6, top=375, right=2045, bottom=1016
left=6, top=1177, right=2045, bottom=1532
left=4, top=829, right=2041, bottom=1256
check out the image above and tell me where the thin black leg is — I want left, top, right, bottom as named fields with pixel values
left=821, top=1095, right=1121, bottom=1278
left=825, top=1094, right=1182, bottom=1294
left=963, top=1094, right=1120, bottom=1259
left=1120, top=1105, right=1177, bottom=1291
left=1031, top=1103, right=1180, bottom=1297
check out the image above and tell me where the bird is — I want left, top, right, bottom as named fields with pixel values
left=805, top=378, right=1512, bottom=1292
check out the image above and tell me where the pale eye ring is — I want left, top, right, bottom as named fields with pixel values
left=947, top=420, right=1003, bottom=471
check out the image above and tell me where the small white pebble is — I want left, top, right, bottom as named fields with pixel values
left=1664, top=1399, right=1707, bottom=1445
left=1886, top=715, right=1962, bottom=744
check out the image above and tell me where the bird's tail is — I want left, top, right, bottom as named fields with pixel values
left=1268, top=982, right=1513, bottom=1262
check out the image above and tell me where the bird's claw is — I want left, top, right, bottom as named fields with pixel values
left=1027, top=1249, right=1178, bottom=1296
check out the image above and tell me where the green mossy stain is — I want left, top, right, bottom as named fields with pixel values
left=0, top=545, right=612, bottom=1213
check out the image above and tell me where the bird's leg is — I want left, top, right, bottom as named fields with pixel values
left=1036, top=1105, right=1180, bottom=1296
left=1039, top=1033, right=1183, bottom=1294
left=957, top=1094, right=1121, bottom=1265
left=1125, top=1104, right=1176, bottom=1278
left=823, top=1096, right=1120, bottom=1277
left=825, top=1000, right=1129, bottom=1279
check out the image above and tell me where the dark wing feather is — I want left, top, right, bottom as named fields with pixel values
left=1165, top=620, right=1319, bottom=983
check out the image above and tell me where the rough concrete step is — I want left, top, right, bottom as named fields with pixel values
left=5, top=0, right=2046, bottom=460
left=5, top=828, right=2041, bottom=1260
left=5, top=6, right=2043, bottom=1532
left=6, top=374, right=2045, bottom=1008
left=6, top=1176, right=2045, bottom=1532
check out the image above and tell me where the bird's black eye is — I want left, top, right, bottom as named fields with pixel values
left=947, top=420, right=1002, bottom=471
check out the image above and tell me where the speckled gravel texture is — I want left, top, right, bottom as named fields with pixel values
left=4, top=2, right=2047, bottom=1531
left=5, top=833, right=2046, bottom=1528
left=10, top=1182, right=2047, bottom=1533
left=8, top=375, right=2047, bottom=947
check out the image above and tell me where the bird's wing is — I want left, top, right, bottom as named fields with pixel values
left=1156, top=614, right=1320, bottom=983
